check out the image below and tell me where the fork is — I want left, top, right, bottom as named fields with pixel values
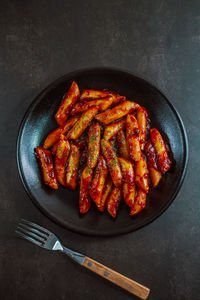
left=15, top=219, right=150, bottom=299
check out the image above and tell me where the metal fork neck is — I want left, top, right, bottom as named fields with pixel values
left=61, top=246, right=85, bottom=265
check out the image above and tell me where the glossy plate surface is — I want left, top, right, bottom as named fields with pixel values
left=17, top=68, right=188, bottom=236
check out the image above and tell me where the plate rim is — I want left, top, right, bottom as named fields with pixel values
left=16, top=67, right=189, bottom=236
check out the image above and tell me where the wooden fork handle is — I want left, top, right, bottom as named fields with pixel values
left=83, top=256, right=150, bottom=299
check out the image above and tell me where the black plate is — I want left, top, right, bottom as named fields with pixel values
left=17, top=67, right=188, bottom=236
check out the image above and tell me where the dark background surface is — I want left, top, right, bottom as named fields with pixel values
left=0, top=1, right=199, bottom=299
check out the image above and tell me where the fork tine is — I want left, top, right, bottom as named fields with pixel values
left=15, top=230, right=42, bottom=247
left=19, top=222, right=48, bottom=239
left=17, top=226, right=45, bottom=243
left=21, top=219, right=50, bottom=235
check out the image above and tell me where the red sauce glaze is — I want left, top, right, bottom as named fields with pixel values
left=71, top=97, right=113, bottom=115
left=55, top=81, right=80, bottom=125
left=118, top=157, right=134, bottom=184
left=87, top=123, right=101, bottom=169
left=80, top=89, right=126, bottom=106
left=35, top=147, right=58, bottom=190
left=80, top=89, right=110, bottom=100
left=55, top=137, right=70, bottom=186
left=103, top=119, right=126, bottom=141
left=73, top=136, right=88, bottom=150
left=109, top=135, right=118, bottom=152
left=136, top=189, right=146, bottom=207
left=51, top=142, right=58, bottom=156
left=123, top=183, right=135, bottom=208
left=128, top=127, right=140, bottom=136
left=67, top=106, right=99, bottom=140
left=103, top=89, right=126, bottom=103
left=79, top=147, right=88, bottom=167
left=111, top=95, right=126, bottom=105
left=90, top=156, right=108, bottom=206
left=136, top=106, right=148, bottom=150
left=101, top=139, right=122, bottom=187
left=43, top=128, right=63, bottom=149
left=77, top=165, right=85, bottom=185
left=79, top=166, right=93, bottom=214
left=66, top=145, right=80, bottom=190
left=129, top=188, right=146, bottom=216
left=67, top=167, right=78, bottom=187
left=126, top=114, right=141, bottom=161
left=150, top=128, right=172, bottom=173
left=117, top=130, right=129, bottom=159
left=83, top=90, right=91, bottom=97
left=135, top=155, right=149, bottom=193
left=144, top=140, right=159, bottom=170
left=106, top=187, right=122, bottom=218
left=98, top=176, right=112, bottom=212
left=43, top=116, right=78, bottom=149
left=95, top=101, right=139, bottom=125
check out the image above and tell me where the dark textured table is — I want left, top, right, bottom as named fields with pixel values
left=0, top=1, right=199, bottom=299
